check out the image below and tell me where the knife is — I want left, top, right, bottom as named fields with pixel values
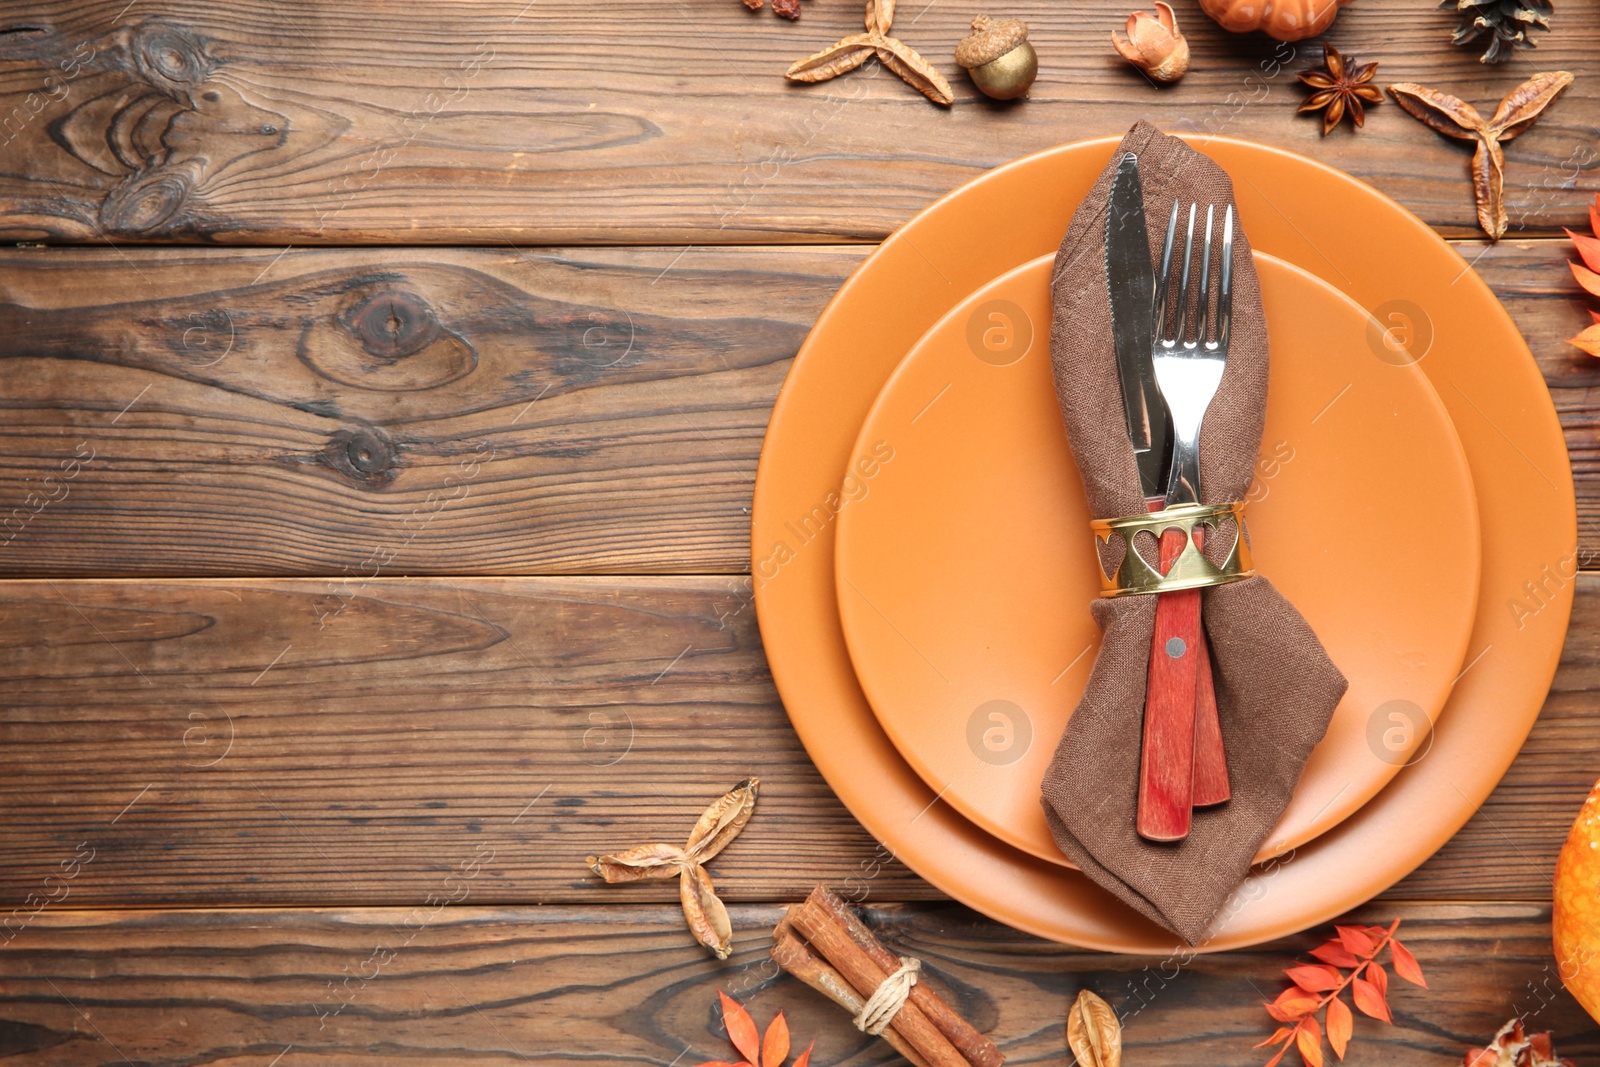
left=1104, top=154, right=1230, bottom=842
left=1104, top=152, right=1169, bottom=498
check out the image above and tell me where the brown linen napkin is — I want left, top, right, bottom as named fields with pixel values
left=1040, top=122, right=1348, bottom=944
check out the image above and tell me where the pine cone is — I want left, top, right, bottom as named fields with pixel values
left=1463, top=1018, right=1575, bottom=1067
left=1439, top=0, right=1554, bottom=63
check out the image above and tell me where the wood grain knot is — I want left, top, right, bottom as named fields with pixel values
left=99, top=163, right=197, bottom=234
left=321, top=427, right=400, bottom=489
left=129, top=20, right=215, bottom=93
left=300, top=287, right=477, bottom=391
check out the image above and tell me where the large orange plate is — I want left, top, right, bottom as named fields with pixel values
left=751, top=136, right=1575, bottom=953
left=835, top=253, right=1479, bottom=867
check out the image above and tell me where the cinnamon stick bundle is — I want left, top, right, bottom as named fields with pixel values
left=771, top=885, right=1005, bottom=1067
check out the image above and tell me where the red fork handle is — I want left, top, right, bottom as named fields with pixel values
left=1189, top=522, right=1231, bottom=807
left=1136, top=520, right=1199, bottom=842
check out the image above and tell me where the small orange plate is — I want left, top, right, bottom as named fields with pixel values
left=835, top=252, right=1480, bottom=866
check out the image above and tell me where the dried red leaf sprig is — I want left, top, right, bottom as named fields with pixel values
left=1257, top=919, right=1428, bottom=1067
left=694, top=991, right=814, bottom=1067
left=1463, top=1018, right=1575, bottom=1067
left=1566, top=194, right=1600, bottom=356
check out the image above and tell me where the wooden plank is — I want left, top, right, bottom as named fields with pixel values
left=0, top=1, right=1594, bottom=244
left=0, top=902, right=1591, bottom=1064
left=2, top=239, right=1597, bottom=577
left=0, top=574, right=1595, bottom=908
left=0, top=244, right=856, bottom=576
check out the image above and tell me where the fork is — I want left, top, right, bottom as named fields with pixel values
left=1136, top=201, right=1234, bottom=842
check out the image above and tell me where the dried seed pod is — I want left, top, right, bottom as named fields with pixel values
left=680, top=863, right=734, bottom=960
left=878, top=34, right=956, bottom=105
left=1387, top=72, right=1573, bottom=240
left=1067, top=989, right=1122, bottom=1067
left=685, top=777, right=760, bottom=863
left=587, top=842, right=689, bottom=883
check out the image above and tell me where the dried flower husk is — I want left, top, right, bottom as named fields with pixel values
left=680, top=863, right=734, bottom=960
left=1463, top=1017, right=1575, bottom=1067
left=1387, top=72, right=1574, bottom=240
left=1067, top=989, right=1122, bottom=1067
left=1110, top=2, right=1189, bottom=83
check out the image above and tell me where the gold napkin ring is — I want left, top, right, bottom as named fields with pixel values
left=1090, top=501, right=1254, bottom=597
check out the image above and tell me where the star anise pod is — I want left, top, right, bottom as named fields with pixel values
left=785, top=0, right=954, bottom=106
left=1298, top=45, right=1383, bottom=136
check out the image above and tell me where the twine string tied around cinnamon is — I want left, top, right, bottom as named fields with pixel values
left=853, top=955, right=922, bottom=1035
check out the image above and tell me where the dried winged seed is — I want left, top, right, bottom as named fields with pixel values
left=1353, top=85, right=1385, bottom=103
left=588, top=842, right=689, bottom=882
left=1066, top=989, right=1122, bottom=1067
left=1351, top=61, right=1379, bottom=85
left=1349, top=95, right=1368, bottom=127
left=1472, top=137, right=1508, bottom=239
left=680, top=863, right=734, bottom=959
left=1489, top=70, right=1574, bottom=140
left=1386, top=82, right=1486, bottom=138
left=874, top=36, right=954, bottom=105
left=684, top=778, right=759, bottom=864
left=1299, top=89, right=1339, bottom=112
left=786, top=33, right=879, bottom=82
left=1299, top=71, right=1338, bottom=89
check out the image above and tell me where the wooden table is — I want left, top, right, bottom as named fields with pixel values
left=0, top=1, right=1596, bottom=1062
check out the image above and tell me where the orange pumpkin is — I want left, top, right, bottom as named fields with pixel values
left=1553, top=778, right=1600, bottom=1022
left=1197, top=0, right=1353, bottom=41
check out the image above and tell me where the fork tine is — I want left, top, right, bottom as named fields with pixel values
left=1196, top=204, right=1215, bottom=346
left=1174, top=203, right=1196, bottom=345
left=1155, top=200, right=1180, bottom=342
left=1216, top=204, right=1234, bottom=349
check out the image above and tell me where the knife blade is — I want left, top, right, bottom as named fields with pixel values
left=1104, top=152, right=1170, bottom=499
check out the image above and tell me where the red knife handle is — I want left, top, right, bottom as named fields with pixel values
left=1137, top=521, right=1199, bottom=842
left=1189, top=523, right=1231, bottom=807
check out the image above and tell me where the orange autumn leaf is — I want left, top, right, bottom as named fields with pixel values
left=1298, top=1016, right=1325, bottom=1067
left=695, top=993, right=812, bottom=1067
left=1389, top=940, right=1427, bottom=988
left=1574, top=262, right=1600, bottom=300
left=1286, top=964, right=1343, bottom=992
left=1364, top=960, right=1388, bottom=998
left=718, top=992, right=762, bottom=1064
left=1335, top=925, right=1378, bottom=957
left=1350, top=976, right=1391, bottom=1022
left=1310, top=941, right=1360, bottom=969
left=1255, top=1026, right=1296, bottom=1049
left=1568, top=228, right=1600, bottom=274
left=1326, top=994, right=1353, bottom=1060
left=761, top=1013, right=790, bottom=1067
left=1568, top=323, right=1600, bottom=357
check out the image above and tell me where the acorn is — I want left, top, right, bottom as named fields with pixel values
left=954, top=15, right=1037, bottom=101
